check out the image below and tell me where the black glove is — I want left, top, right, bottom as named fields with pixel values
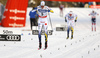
left=65, top=19, right=67, bottom=22
left=75, top=20, right=77, bottom=22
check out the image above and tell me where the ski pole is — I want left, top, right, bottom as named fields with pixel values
left=48, top=13, right=53, bottom=32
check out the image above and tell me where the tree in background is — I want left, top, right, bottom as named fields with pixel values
left=28, top=0, right=41, bottom=7
left=0, top=0, right=7, bottom=6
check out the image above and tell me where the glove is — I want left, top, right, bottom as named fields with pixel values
left=65, top=19, right=67, bottom=22
left=48, top=10, right=50, bottom=12
left=75, top=20, right=77, bottom=22
left=50, top=10, right=54, bottom=13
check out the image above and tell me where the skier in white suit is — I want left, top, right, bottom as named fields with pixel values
left=37, top=1, right=54, bottom=50
left=89, top=10, right=99, bottom=31
left=65, top=11, right=77, bottom=39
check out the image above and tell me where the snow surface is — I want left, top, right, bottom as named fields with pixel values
left=0, top=8, right=100, bottom=58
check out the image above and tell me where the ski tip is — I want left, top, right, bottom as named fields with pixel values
left=38, top=48, right=41, bottom=50
left=71, top=37, right=73, bottom=39
left=66, top=37, right=69, bottom=39
left=71, top=38, right=73, bottom=39
left=44, top=48, right=47, bottom=50
left=66, top=38, right=69, bottom=39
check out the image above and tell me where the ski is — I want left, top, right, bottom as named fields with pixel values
left=38, top=48, right=41, bottom=50
left=43, top=48, right=47, bottom=50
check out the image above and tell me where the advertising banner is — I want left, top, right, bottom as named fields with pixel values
left=1, top=0, right=28, bottom=27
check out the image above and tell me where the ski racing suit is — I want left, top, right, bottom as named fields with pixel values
left=65, top=13, right=77, bottom=38
left=89, top=12, right=99, bottom=31
left=37, top=5, right=53, bottom=46
left=59, top=5, right=64, bottom=17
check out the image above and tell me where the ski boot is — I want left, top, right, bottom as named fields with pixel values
left=44, top=33, right=48, bottom=50
left=67, top=29, right=69, bottom=39
left=44, top=42, right=48, bottom=50
left=71, top=27, right=74, bottom=39
left=38, top=43, right=42, bottom=50
left=66, top=36, right=69, bottom=39
left=71, top=35, right=73, bottom=39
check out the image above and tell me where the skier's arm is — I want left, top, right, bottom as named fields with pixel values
left=75, top=17, right=77, bottom=20
left=48, top=6, right=54, bottom=13
left=36, top=10, right=38, bottom=17
left=35, top=11, right=38, bottom=17
left=97, top=13, right=99, bottom=15
left=65, top=17, right=67, bottom=22
left=89, top=13, right=91, bottom=16
left=48, top=9, right=54, bottom=13
left=65, top=15, right=67, bottom=22
left=75, top=17, right=77, bottom=22
left=36, top=14, right=38, bottom=17
left=35, top=7, right=39, bottom=17
left=65, top=16, right=67, bottom=22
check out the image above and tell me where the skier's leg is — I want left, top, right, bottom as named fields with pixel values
left=60, top=9, right=61, bottom=16
left=71, top=27, right=74, bottom=39
left=62, top=9, right=63, bottom=17
left=33, top=18, right=36, bottom=26
left=38, top=22, right=42, bottom=49
left=91, top=18, right=94, bottom=31
left=34, top=18, right=38, bottom=26
left=61, top=9, right=63, bottom=17
left=60, top=9, right=62, bottom=16
left=94, top=18, right=96, bottom=31
left=67, top=26, right=70, bottom=39
left=92, top=23, right=93, bottom=31
left=71, top=21, right=74, bottom=39
left=67, top=22, right=70, bottom=39
left=94, top=23, right=96, bottom=31
left=44, top=23, right=48, bottom=49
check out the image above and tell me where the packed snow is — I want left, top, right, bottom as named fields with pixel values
left=0, top=8, right=100, bottom=58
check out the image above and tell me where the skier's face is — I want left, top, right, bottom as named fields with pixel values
left=41, top=6, right=44, bottom=9
left=92, top=11, right=94, bottom=13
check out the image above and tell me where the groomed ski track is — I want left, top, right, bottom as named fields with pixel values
left=0, top=8, right=100, bottom=58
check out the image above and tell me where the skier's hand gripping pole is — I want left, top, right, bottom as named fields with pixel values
left=50, top=10, right=54, bottom=13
